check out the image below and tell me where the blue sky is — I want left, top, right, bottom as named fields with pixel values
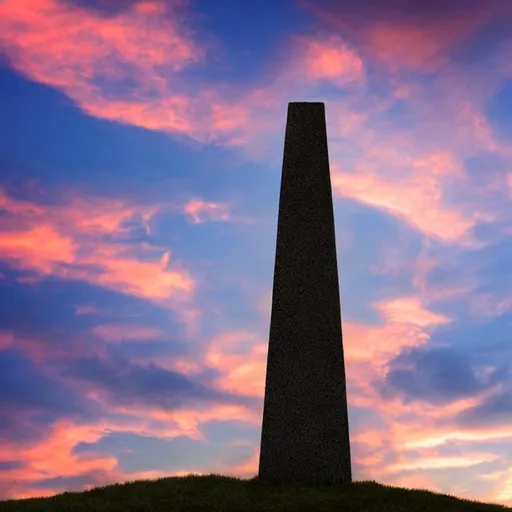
left=1, top=0, right=512, bottom=506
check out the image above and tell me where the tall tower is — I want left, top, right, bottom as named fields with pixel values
left=258, top=102, right=352, bottom=485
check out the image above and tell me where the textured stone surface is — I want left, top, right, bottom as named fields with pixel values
left=258, top=102, right=352, bottom=485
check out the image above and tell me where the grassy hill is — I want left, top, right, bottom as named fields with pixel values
left=0, top=473, right=510, bottom=511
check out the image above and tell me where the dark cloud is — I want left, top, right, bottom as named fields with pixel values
left=378, top=347, right=488, bottom=405
left=110, top=340, right=189, bottom=361
left=0, top=265, right=190, bottom=360
left=60, top=0, right=160, bottom=17
left=57, top=352, right=260, bottom=411
left=297, top=0, right=511, bottom=73
left=456, top=383, right=512, bottom=428
left=0, top=416, right=48, bottom=445
left=298, top=0, right=509, bottom=24
left=428, top=314, right=512, bottom=359
left=0, top=461, right=25, bottom=471
left=0, top=349, right=103, bottom=444
left=0, top=349, right=94, bottom=415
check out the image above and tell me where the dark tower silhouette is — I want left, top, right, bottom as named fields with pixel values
left=258, top=102, right=352, bottom=485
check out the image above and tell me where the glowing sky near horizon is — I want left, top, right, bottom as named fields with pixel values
left=1, top=0, right=512, bottom=506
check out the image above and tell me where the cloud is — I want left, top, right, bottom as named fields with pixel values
left=0, top=0, right=204, bottom=84
left=0, top=348, right=103, bottom=447
left=373, top=297, right=451, bottom=327
left=285, top=33, right=364, bottom=87
left=56, top=349, right=259, bottom=412
left=183, top=199, right=232, bottom=224
left=202, top=330, right=267, bottom=397
left=381, top=346, right=489, bottom=405
left=61, top=0, right=170, bottom=18
left=2, top=0, right=508, bottom=255
left=456, top=383, right=512, bottom=428
left=0, top=265, right=190, bottom=356
left=0, top=0, right=231, bottom=144
left=2, top=0, right=512, bottom=505
left=91, top=324, right=162, bottom=343
left=0, top=0, right=364, bottom=152
left=331, top=157, right=480, bottom=246
left=297, top=0, right=508, bottom=71
left=0, top=188, right=198, bottom=333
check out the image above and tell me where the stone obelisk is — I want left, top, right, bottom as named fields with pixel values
left=258, top=102, right=352, bottom=485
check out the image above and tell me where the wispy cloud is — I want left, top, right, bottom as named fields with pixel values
left=2, top=0, right=512, bottom=506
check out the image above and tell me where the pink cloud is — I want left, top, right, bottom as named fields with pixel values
left=331, top=157, right=481, bottom=245
left=0, top=0, right=204, bottom=83
left=91, top=324, right=162, bottom=343
left=0, top=421, right=118, bottom=499
left=467, top=294, right=512, bottom=319
left=288, top=34, right=364, bottom=87
left=2, top=0, right=506, bottom=262
left=298, top=0, right=497, bottom=72
left=74, top=304, right=105, bottom=315
left=361, top=17, right=488, bottom=72
left=0, top=188, right=198, bottom=332
left=0, top=0, right=366, bottom=151
left=183, top=199, right=232, bottom=224
left=0, top=331, right=14, bottom=350
left=0, top=0, right=207, bottom=134
left=0, top=224, right=76, bottom=273
left=2, top=0, right=512, bottom=505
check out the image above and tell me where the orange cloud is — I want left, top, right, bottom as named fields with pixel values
left=202, top=330, right=267, bottom=397
left=488, top=467, right=512, bottom=506
left=0, top=420, right=118, bottom=499
left=343, top=322, right=430, bottom=369
left=95, top=251, right=194, bottom=301
left=373, top=296, right=451, bottom=327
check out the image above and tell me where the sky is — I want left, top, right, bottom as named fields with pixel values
left=1, top=0, right=512, bottom=506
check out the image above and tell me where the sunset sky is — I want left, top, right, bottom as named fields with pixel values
left=1, top=0, right=512, bottom=506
